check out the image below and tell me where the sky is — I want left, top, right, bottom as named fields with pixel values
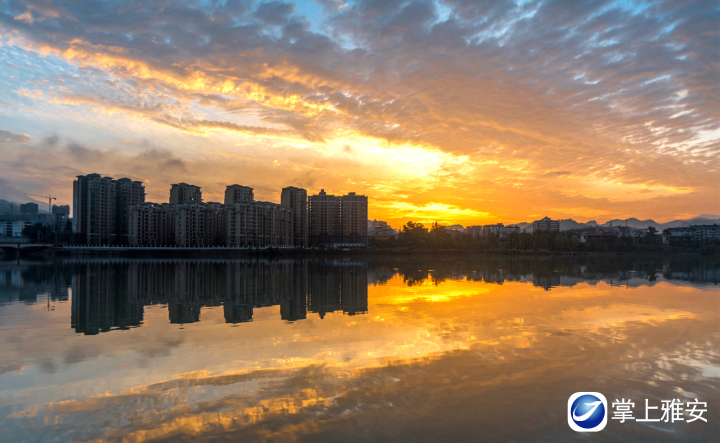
left=0, top=0, right=718, bottom=227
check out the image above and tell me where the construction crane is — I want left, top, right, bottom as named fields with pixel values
left=28, top=194, right=56, bottom=214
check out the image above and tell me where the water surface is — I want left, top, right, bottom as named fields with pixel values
left=0, top=256, right=718, bottom=442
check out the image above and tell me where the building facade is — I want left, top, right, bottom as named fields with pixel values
left=115, top=178, right=145, bottom=244
left=129, top=202, right=176, bottom=246
left=226, top=201, right=293, bottom=247
left=73, top=174, right=145, bottom=244
left=281, top=186, right=308, bottom=247
left=483, top=223, right=504, bottom=237
left=174, top=202, right=226, bottom=246
left=224, top=185, right=254, bottom=205
left=169, top=183, right=202, bottom=204
left=73, top=174, right=118, bottom=244
left=308, top=190, right=343, bottom=245
left=52, top=205, right=71, bottom=216
left=503, top=225, right=521, bottom=235
left=665, top=225, right=720, bottom=243
left=1, top=220, right=31, bottom=237
left=466, top=226, right=483, bottom=237
left=532, top=217, right=560, bottom=232
left=20, top=203, right=39, bottom=214
left=341, top=193, right=368, bottom=244
left=308, top=190, right=368, bottom=246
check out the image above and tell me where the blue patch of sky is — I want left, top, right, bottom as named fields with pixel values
left=608, top=0, right=654, bottom=16
left=293, top=0, right=329, bottom=33
left=0, top=45, right=81, bottom=104
left=430, top=0, right=452, bottom=27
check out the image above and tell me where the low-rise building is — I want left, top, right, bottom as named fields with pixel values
left=369, top=231, right=398, bottom=241
left=532, top=217, right=559, bottom=232
left=1, top=220, right=31, bottom=237
left=503, top=225, right=521, bottom=235
left=483, top=223, right=504, bottom=237
left=692, top=225, right=720, bottom=242
left=466, top=225, right=483, bottom=237
left=663, top=225, right=720, bottom=244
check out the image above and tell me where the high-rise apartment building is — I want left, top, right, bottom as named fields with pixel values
left=73, top=174, right=118, bottom=244
left=174, top=202, right=226, bottom=246
left=226, top=201, right=293, bottom=247
left=52, top=205, right=71, bottom=216
left=341, top=192, right=368, bottom=245
left=129, top=202, right=176, bottom=246
left=20, top=203, right=39, bottom=215
left=281, top=186, right=308, bottom=247
left=115, top=178, right=145, bottom=244
left=308, top=190, right=342, bottom=246
left=73, top=174, right=145, bottom=244
left=308, top=190, right=368, bottom=246
left=169, top=183, right=202, bottom=204
left=224, top=185, right=254, bottom=205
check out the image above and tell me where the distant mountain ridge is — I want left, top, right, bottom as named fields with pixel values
left=511, top=216, right=720, bottom=232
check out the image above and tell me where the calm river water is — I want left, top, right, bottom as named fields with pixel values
left=0, top=256, right=718, bottom=442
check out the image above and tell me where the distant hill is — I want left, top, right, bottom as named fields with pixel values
left=560, top=219, right=597, bottom=230
left=514, top=222, right=532, bottom=233
left=599, top=217, right=720, bottom=230
left=511, top=216, right=719, bottom=232
left=599, top=218, right=660, bottom=229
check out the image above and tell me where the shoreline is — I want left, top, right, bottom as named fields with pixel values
left=2, top=246, right=715, bottom=259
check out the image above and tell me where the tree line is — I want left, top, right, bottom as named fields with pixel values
left=368, top=222, right=717, bottom=253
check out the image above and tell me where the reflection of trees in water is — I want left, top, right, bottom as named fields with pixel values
left=0, top=254, right=716, bottom=334
left=369, top=255, right=720, bottom=289
left=0, top=262, right=70, bottom=306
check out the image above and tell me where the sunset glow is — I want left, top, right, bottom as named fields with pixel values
left=1, top=0, right=718, bottom=227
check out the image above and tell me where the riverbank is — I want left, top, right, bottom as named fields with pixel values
left=3, top=245, right=715, bottom=260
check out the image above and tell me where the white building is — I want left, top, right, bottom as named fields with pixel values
left=1, top=220, right=31, bottom=237
left=691, top=225, right=720, bottom=241
left=483, top=223, right=504, bottom=237
left=503, top=225, right=521, bottom=235
left=466, top=225, right=483, bottom=237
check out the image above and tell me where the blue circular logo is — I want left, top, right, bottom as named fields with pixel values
left=570, top=394, right=606, bottom=429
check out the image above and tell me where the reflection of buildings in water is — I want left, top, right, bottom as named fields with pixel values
left=309, top=261, right=368, bottom=319
left=532, top=275, right=561, bottom=290
left=66, top=259, right=369, bottom=334
left=5, top=256, right=716, bottom=335
left=0, top=266, right=70, bottom=305
left=71, top=263, right=144, bottom=335
left=386, top=256, right=720, bottom=290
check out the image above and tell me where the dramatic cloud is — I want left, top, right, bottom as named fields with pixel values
left=0, top=0, right=717, bottom=225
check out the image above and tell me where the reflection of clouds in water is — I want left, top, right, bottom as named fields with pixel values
left=660, top=352, right=720, bottom=380
left=7, top=315, right=719, bottom=442
left=0, top=258, right=718, bottom=441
